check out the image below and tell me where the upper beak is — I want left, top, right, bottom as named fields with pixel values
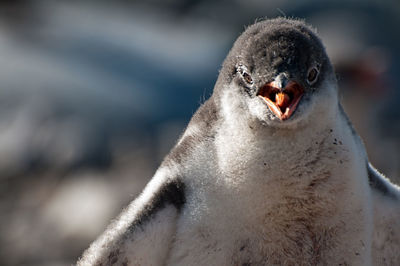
left=271, top=73, right=290, bottom=89
left=257, top=74, right=304, bottom=120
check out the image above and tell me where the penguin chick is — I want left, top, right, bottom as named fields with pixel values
left=78, top=18, right=400, bottom=266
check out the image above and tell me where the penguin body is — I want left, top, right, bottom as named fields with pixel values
left=78, top=18, right=400, bottom=265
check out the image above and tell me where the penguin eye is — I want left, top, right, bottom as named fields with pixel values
left=237, top=65, right=253, bottom=85
left=307, top=66, right=319, bottom=85
left=242, top=72, right=253, bottom=84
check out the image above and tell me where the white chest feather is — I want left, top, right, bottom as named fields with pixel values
left=168, top=95, right=373, bottom=265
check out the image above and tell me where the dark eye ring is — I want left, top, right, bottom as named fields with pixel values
left=242, top=72, right=253, bottom=84
left=237, top=64, right=253, bottom=85
left=307, top=66, right=319, bottom=85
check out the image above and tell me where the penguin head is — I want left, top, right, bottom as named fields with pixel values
left=216, top=18, right=338, bottom=128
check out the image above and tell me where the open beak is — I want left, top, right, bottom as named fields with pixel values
left=257, top=78, right=304, bottom=120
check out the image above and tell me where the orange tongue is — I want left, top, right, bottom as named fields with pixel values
left=275, top=92, right=290, bottom=110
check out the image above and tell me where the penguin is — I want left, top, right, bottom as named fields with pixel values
left=78, top=18, right=400, bottom=265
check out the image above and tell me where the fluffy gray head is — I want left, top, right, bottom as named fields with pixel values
left=214, top=18, right=337, bottom=128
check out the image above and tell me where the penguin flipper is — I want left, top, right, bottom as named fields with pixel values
left=367, top=162, right=399, bottom=199
left=368, top=163, right=400, bottom=263
left=78, top=172, right=185, bottom=266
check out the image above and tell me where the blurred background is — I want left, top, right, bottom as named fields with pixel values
left=0, top=0, right=398, bottom=265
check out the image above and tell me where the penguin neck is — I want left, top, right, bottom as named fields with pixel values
left=214, top=98, right=345, bottom=187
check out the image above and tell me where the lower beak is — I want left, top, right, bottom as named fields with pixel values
left=256, top=81, right=304, bottom=120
